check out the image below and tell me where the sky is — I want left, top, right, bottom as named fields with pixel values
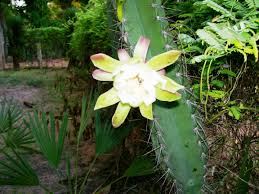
left=11, top=0, right=26, bottom=7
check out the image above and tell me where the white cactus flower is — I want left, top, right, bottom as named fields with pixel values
left=91, top=36, right=184, bottom=128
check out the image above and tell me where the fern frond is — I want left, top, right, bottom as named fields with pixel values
left=223, top=0, right=246, bottom=11
left=202, top=0, right=236, bottom=20
left=207, top=22, right=246, bottom=42
left=196, top=28, right=225, bottom=50
left=245, top=0, right=258, bottom=9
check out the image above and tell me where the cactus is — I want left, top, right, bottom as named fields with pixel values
left=114, top=0, right=207, bottom=193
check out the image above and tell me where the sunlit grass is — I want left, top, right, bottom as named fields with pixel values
left=0, top=69, right=67, bottom=88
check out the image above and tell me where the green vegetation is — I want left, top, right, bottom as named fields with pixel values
left=69, top=0, right=110, bottom=68
left=0, top=69, right=66, bottom=87
left=0, top=0, right=258, bottom=193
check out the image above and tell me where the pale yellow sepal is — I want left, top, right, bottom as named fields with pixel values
left=133, top=36, right=150, bottom=61
left=92, top=69, right=113, bottom=81
left=112, top=102, right=131, bottom=128
left=155, top=87, right=181, bottom=102
left=90, top=53, right=121, bottom=72
left=147, top=50, right=181, bottom=71
left=139, top=103, right=153, bottom=120
left=157, top=75, right=185, bottom=93
left=94, top=88, right=120, bottom=110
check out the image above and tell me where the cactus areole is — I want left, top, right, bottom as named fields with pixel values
left=91, top=36, right=184, bottom=128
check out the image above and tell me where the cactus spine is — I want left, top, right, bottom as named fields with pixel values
left=113, top=0, right=207, bottom=193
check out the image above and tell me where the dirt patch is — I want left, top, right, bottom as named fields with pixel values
left=0, top=85, right=61, bottom=113
left=5, top=58, right=68, bottom=69
left=0, top=84, right=109, bottom=193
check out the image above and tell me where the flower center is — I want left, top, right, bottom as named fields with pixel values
left=113, top=63, right=164, bottom=107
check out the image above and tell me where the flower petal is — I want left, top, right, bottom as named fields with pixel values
left=94, top=88, right=120, bottom=110
left=118, top=49, right=130, bottom=62
left=139, top=103, right=153, bottom=120
left=157, top=75, right=184, bottom=93
left=158, top=69, right=166, bottom=75
left=133, top=36, right=150, bottom=61
left=155, top=87, right=182, bottom=102
left=112, top=102, right=131, bottom=128
left=147, top=50, right=181, bottom=71
left=92, top=69, right=113, bottom=81
left=90, top=53, right=121, bottom=72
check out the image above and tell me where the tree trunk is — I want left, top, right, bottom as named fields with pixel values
left=13, top=52, right=20, bottom=70
left=67, top=56, right=79, bottom=69
left=0, top=12, right=5, bottom=70
left=36, top=42, right=42, bottom=68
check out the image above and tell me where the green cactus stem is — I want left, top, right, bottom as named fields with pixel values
left=117, top=0, right=207, bottom=193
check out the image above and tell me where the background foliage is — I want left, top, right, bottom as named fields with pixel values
left=23, top=27, right=66, bottom=60
left=69, top=0, right=111, bottom=69
left=0, top=0, right=258, bottom=193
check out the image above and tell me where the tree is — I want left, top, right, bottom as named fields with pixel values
left=6, top=13, right=24, bottom=69
left=0, top=10, right=6, bottom=70
left=0, top=1, right=25, bottom=70
left=23, top=0, right=50, bottom=27
left=0, top=1, right=9, bottom=70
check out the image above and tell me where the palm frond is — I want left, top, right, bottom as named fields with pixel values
left=0, top=100, right=22, bottom=133
left=0, top=150, right=39, bottom=186
left=95, top=111, right=134, bottom=155
left=3, top=121, right=35, bottom=152
left=77, top=87, right=94, bottom=143
left=123, top=155, right=155, bottom=177
left=29, top=111, right=68, bottom=168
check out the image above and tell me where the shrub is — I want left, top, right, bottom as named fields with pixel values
left=23, top=27, right=66, bottom=60
left=69, top=0, right=110, bottom=69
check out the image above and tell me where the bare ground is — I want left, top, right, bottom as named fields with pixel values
left=0, top=84, right=67, bottom=193
left=0, top=83, right=116, bottom=194
left=5, top=59, right=68, bottom=69
left=0, top=85, right=60, bottom=112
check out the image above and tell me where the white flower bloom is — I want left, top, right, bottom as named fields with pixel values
left=91, top=36, right=184, bottom=128
left=113, top=63, right=166, bottom=107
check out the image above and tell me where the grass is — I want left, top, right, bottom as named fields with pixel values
left=0, top=68, right=68, bottom=112
left=0, top=68, right=67, bottom=88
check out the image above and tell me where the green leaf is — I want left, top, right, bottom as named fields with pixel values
left=211, top=80, right=224, bottom=88
left=0, top=150, right=39, bottom=186
left=192, top=54, right=219, bottom=63
left=245, top=0, right=258, bottom=8
left=229, top=106, right=241, bottom=120
left=239, top=103, right=245, bottom=109
left=95, top=111, right=134, bottom=155
left=207, top=90, right=225, bottom=99
left=123, top=156, right=155, bottom=177
left=178, top=33, right=196, bottom=44
left=207, top=22, right=239, bottom=41
left=202, top=0, right=235, bottom=20
left=0, top=100, right=22, bottom=133
left=3, top=124, right=35, bottom=152
left=234, top=137, right=253, bottom=194
left=249, top=37, right=258, bottom=62
left=183, top=46, right=203, bottom=53
left=219, top=69, right=237, bottom=77
left=197, top=29, right=224, bottom=50
left=77, top=89, right=94, bottom=143
left=29, top=111, right=68, bottom=168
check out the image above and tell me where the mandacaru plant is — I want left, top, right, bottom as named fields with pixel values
left=90, top=0, right=208, bottom=193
